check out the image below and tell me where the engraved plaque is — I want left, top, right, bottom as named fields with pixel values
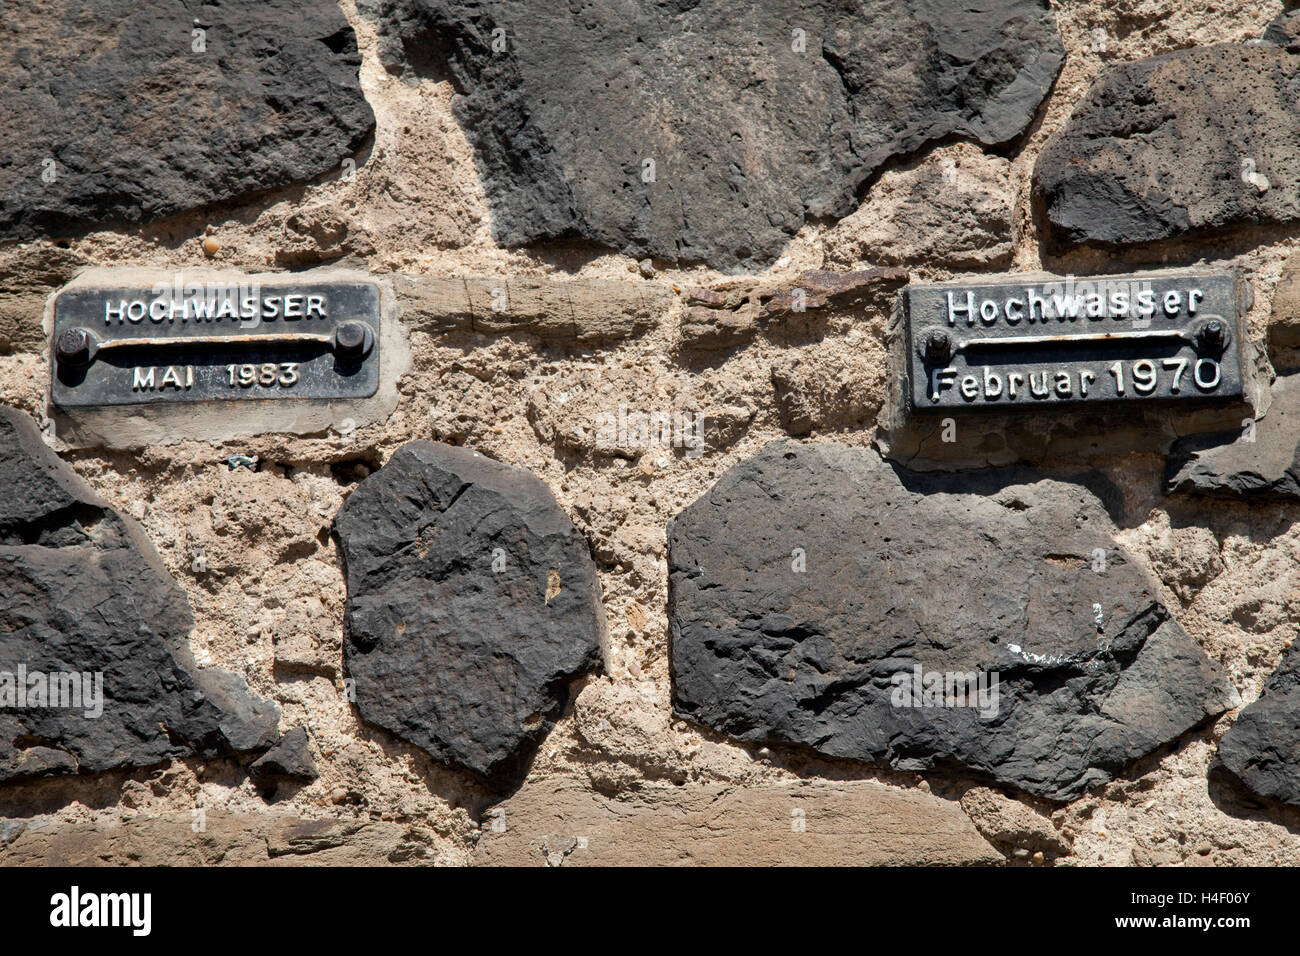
left=903, top=273, right=1246, bottom=414
left=50, top=279, right=380, bottom=408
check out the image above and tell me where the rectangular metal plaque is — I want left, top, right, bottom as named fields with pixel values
left=903, top=273, right=1245, bottom=414
left=51, top=279, right=381, bottom=408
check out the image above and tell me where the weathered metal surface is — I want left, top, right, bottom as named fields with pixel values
left=50, top=280, right=380, bottom=407
left=903, top=273, right=1246, bottom=414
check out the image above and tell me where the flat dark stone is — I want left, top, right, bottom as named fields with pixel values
left=364, top=0, right=1062, bottom=270
left=0, top=406, right=280, bottom=784
left=1219, top=643, right=1300, bottom=808
left=0, top=0, right=374, bottom=240
left=669, top=441, right=1235, bottom=801
left=335, top=442, right=604, bottom=789
left=1034, top=29, right=1300, bottom=251
left=1166, top=373, right=1300, bottom=499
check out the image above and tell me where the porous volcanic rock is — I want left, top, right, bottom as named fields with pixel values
left=0, top=0, right=374, bottom=240
left=1166, top=374, right=1300, bottom=499
left=1219, top=642, right=1300, bottom=808
left=1034, top=24, right=1300, bottom=251
left=335, top=442, right=605, bottom=788
left=365, top=0, right=1063, bottom=270
left=668, top=441, right=1235, bottom=801
left=0, top=406, right=279, bottom=783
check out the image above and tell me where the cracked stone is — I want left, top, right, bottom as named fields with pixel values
left=0, top=406, right=280, bottom=784
left=365, top=0, right=1062, bottom=270
left=0, top=0, right=374, bottom=240
left=335, top=441, right=605, bottom=789
left=669, top=440, right=1236, bottom=801
left=1034, top=21, right=1300, bottom=251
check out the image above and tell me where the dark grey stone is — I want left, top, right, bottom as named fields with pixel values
left=364, top=0, right=1062, bottom=271
left=335, top=441, right=604, bottom=789
left=0, top=0, right=374, bottom=241
left=250, top=727, right=318, bottom=792
left=0, top=405, right=280, bottom=783
left=1264, top=8, right=1300, bottom=50
left=1219, top=643, right=1300, bottom=807
left=669, top=440, right=1235, bottom=801
left=1166, top=374, right=1300, bottom=499
left=1034, top=34, right=1300, bottom=251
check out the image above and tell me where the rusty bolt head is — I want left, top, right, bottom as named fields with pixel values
left=334, top=321, right=369, bottom=358
left=920, top=328, right=953, bottom=364
left=55, top=327, right=93, bottom=366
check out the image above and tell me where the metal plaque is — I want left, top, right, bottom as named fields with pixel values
left=51, top=279, right=381, bottom=408
left=903, top=273, right=1245, bottom=414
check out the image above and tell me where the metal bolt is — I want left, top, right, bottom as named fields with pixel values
left=334, top=321, right=369, bottom=358
left=55, top=327, right=93, bottom=366
left=1197, top=318, right=1227, bottom=353
left=921, top=328, right=953, bottom=364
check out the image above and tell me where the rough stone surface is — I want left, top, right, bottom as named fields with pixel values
left=1219, top=642, right=1300, bottom=808
left=669, top=441, right=1236, bottom=801
left=770, top=346, right=884, bottom=436
left=2, top=0, right=1296, bottom=869
left=0, top=0, right=373, bottom=240
left=0, top=813, right=436, bottom=866
left=0, top=245, right=87, bottom=354
left=0, top=406, right=280, bottom=783
left=335, top=441, right=605, bottom=788
left=397, top=276, right=673, bottom=344
left=826, top=143, right=1016, bottom=268
left=250, top=727, right=319, bottom=793
left=1264, top=9, right=1300, bottom=51
left=1269, top=250, right=1300, bottom=361
left=472, top=777, right=1000, bottom=866
left=959, top=787, right=1070, bottom=856
left=525, top=365, right=757, bottom=464
left=679, top=307, right=759, bottom=353
left=677, top=268, right=906, bottom=352
left=366, top=0, right=1062, bottom=270
left=1167, top=374, right=1300, bottom=499
left=1034, top=30, right=1300, bottom=251
left=1145, top=519, right=1225, bottom=606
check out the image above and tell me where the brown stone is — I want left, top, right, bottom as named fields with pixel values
left=959, top=787, right=1071, bottom=856
left=0, top=244, right=87, bottom=353
left=678, top=305, right=757, bottom=351
left=471, top=777, right=1000, bottom=866
left=678, top=267, right=907, bottom=352
left=395, top=275, right=672, bottom=344
left=0, top=814, right=437, bottom=866
left=1270, top=251, right=1300, bottom=362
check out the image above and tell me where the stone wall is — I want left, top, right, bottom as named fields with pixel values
left=3, top=0, right=1300, bottom=867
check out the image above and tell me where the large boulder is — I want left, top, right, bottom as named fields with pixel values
left=364, top=0, right=1062, bottom=270
left=335, top=442, right=605, bottom=789
left=669, top=441, right=1235, bottom=801
left=0, top=0, right=374, bottom=240
left=0, top=406, right=279, bottom=783
left=1034, top=19, right=1300, bottom=251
